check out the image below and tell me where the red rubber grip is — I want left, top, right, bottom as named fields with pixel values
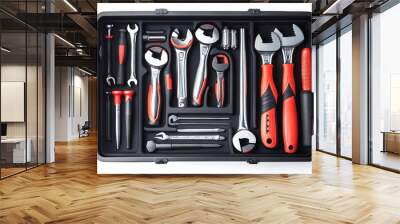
left=260, top=64, right=278, bottom=148
left=118, top=44, right=125, bottom=65
left=112, top=90, right=123, bottom=106
left=215, top=77, right=225, bottom=107
left=147, top=83, right=161, bottom=124
left=165, top=73, right=173, bottom=91
left=194, top=77, right=207, bottom=106
left=282, top=63, right=298, bottom=154
left=123, top=90, right=134, bottom=102
left=301, top=48, right=312, bottom=91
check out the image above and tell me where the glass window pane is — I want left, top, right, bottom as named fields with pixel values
left=371, top=4, right=400, bottom=171
left=1, top=31, right=27, bottom=177
left=339, top=27, right=352, bottom=158
left=317, top=35, right=337, bottom=154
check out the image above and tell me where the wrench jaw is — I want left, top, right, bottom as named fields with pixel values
left=106, top=76, right=116, bottom=87
left=274, top=24, right=304, bottom=64
left=154, top=132, right=167, bottom=140
left=232, top=130, right=256, bottom=153
left=195, top=24, right=220, bottom=45
left=254, top=32, right=281, bottom=65
left=170, top=28, right=194, bottom=49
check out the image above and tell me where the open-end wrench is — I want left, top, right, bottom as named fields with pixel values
left=212, top=54, right=229, bottom=108
left=154, top=132, right=225, bottom=141
left=274, top=24, right=304, bottom=154
left=127, top=24, right=139, bottom=87
left=146, top=140, right=222, bottom=153
left=192, top=24, right=219, bottom=106
left=232, top=28, right=256, bottom=153
left=170, top=28, right=193, bottom=107
left=176, top=128, right=225, bottom=133
left=144, top=46, right=168, bottom=126
left=254, top=32, right=281, bottom=149
left=105, top=24, right=115, bottom=86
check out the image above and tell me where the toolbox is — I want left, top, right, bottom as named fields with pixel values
left=97, top=3, right=313, bottom=167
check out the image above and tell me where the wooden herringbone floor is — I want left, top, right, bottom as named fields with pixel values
left=1, top=135, right=400, bottom=224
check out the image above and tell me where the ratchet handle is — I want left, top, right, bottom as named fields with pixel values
left=260, top=64, right=278, bottom=149
left=147, top=70, right=161, bottom=126
left=124, top=90, right=134, bottom=149
left=116, top=29, right=127, bottom=86
left=301, top=48, right=312, bottom=91
left=215, top=72, right=225, bottom=108
left=282, top=63, right=298, bottom=154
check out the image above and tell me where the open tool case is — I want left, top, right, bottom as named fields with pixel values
left=97, top=5, right=313, bottom=165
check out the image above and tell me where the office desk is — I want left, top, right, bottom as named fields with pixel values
left=1, top=138, right=32, bottom=163
left=381, top=131, right=400, bottom=154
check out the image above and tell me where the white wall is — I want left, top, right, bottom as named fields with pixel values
left=54, top=66, right=89, bottom=141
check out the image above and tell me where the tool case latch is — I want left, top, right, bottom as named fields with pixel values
left=155, top=8, right=168, bottom=15
left=248, top=8, right=261, bottom=14
left=155, top=158, right=168, bottom=164
left=246, top=159, right=259, bottom=164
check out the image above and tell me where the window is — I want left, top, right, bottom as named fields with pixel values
left=317, top=35, right=337, bottom=154
left=339, top=26, right=352, bottom=158
left=370, top=3, right=400, bottom=171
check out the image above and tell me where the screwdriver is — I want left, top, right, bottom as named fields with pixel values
left=112, top=90, right=123, bottom=150
left=116, top=29, right=127, bottom=86
left=123, top=90, right=134, bottom=149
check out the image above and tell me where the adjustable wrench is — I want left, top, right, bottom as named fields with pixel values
left=254, top=32, right=281, bottom=149
left=211, top=54, right=229, bottom=108
left=232, top=28, right=256, bottom=153
left=274, top=24, right=304, bottom=154
left=170, top=28, right=193, bottom=107
left=154, top=132, right=225, bottom=141
left=105, top=24, right=115, bottom=86
left=144, top=46, right=168, bottom=126
left=192, top=24, right=219, bottom=106
left=127, top=24, right=139, bottom=87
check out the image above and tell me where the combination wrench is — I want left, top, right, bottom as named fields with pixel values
left=170, top=28, right=193, bottom=107
left=127, top=24, right=139, bottom=87
left=105, top=24, right=115, bottom=86
left=192, top=24, right=219, bottom=106
left=232, top=28, right=256, bottom=153
left=144, top=46, right=168, bottom=126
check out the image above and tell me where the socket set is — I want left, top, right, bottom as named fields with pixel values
left=97, top=8, right=313, bottom=163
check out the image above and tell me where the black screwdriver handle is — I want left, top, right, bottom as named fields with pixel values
left=116, top=29, right=127, bottom=86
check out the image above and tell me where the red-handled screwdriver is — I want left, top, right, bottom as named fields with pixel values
left=116, top=29, right=127, bottom=86
left=112, top=90, right=123, bottom=149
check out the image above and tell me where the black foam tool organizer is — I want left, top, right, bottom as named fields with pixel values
left=97, top=9, right=313, bottom=164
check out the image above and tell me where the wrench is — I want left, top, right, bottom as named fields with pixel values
left=192, top=24, right=219, bottom=106
left=154, top=132, right=225, bottom=141
left=146, top=140, right=222, bottom=153
left=176, top=128, right=225, bottom=133
left=254, top=32, right=281, bottom=149
left=232, top=28, right=256, bottom=153
left=170, top=28, right=193, bottom=107
left=168, top=115, right=230, bottom=125
left=127, top=24, right=139, bottom=87
left=144, top=46, right=168, bottom=126
left=211, top=54, right=229, bottom=108
left=274, top=24, right=304, bottom=154
left=105, top=24, right=115, bottom=86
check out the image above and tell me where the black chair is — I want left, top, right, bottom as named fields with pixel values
left=78, top=121, right=90, bottom=138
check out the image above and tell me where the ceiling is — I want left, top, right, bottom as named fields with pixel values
left=0, top=0, right=390, bottom=71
